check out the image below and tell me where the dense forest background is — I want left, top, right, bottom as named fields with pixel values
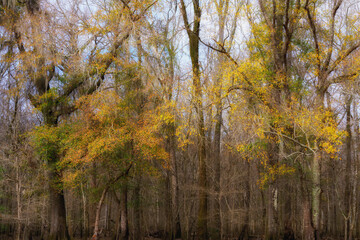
left=1, top=0, right=360, bottom=239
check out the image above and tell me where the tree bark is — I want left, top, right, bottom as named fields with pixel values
left=15, top=156, right=22, bottom=240
left=239, top=159, right=251, bottom=240
left=88, top=164, right=98, bottom=237
left=48, top=169, right=70, bottom=240
left=179, top=1, right=207, bottom=238
left=133, top=177, right=141, bottom=240
left=303, top=195, right=314, bottom=240
left=171, top=141, right=182, bottom=239
left=265, top=137, right=279, bottom=240
left=165, top=125, right=180, bottom=239
left=301, top=173, right=314, bottom=240
left=266, top=185, right=278, bottom=240
left=311, top=93, right=325, bottom=240
left=43, top=104, right=69, bottom=240
left=212, top=1, right=230, bottom=238
left=91, top=188, right=107, bottom=240
left=80, top=183, right=87, bottom=240
left=312, top=149, right=321, bottom=240
left=165, top=170, right=173, bottom=238
left=120, top=181, right=129, bottom=240
left=344, top=95, right=353, bottom=240
left=351, top=99, right=359, bottom=238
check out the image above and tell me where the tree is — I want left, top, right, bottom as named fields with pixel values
left=20, top=0, right=157, bottom=238
left=303, top=1, right=360, bottom=237
left=179, top=0, right=208, bottom=238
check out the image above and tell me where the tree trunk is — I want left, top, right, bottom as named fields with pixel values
left=171, top=140, right=182, bottom=239
left=344, top=95, right=353, bottom=240
left=197, top=119, right=208, bottom=240
left=48, top=168, right=70, bottom=240
left=134, top=177, right=141, bottom=240
left=120, top=181, right=129, bottom=240
left=165, top=127, right=180, bottom=239
left=88, top=163, right=98, bottom=237
left=80, top=183, right=87, bottom=240
left=312, top=148, right=321, bottom=240
left=265, top=136, right=279, bottom=240
left=239, top=159, right=251, bottom=240
left=165, top=170, right=173, bottom=239
left=44, top=112, right=70, bottom=240
left=91, top=188, right=107, bottom=240
left=303, top=196, right=314, bottom=240
left=266, top=185, right=278, bottom=240
left=301, top=173, right=314, bottom=240
left=213, top=112, right=221, bottom=239
left=15, top=156, right=22, bottom=240
left=212, top=0, right=228, bottom=235
left=179, top=1, right=207, bottom=238
left=351, top=99, right=359, bottom=238
left=311, top=93, right=324, bottom=239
